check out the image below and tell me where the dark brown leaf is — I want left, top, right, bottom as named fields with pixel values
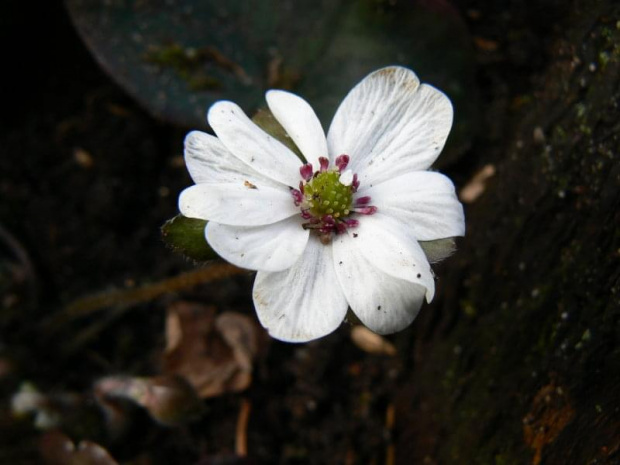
left=163, top=302, right=265, bottom=398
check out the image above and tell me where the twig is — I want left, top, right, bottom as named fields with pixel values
left=63, top=263, right=244, bottom=320
left=385, top=403, right=396, bottom=465
left=235, top=398, right=251, bottom=457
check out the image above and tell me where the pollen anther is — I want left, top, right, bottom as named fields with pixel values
left=291, top=154, right=377, bottom=241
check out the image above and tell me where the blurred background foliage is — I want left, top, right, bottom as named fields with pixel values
left=65, top=0, right=478, bottom=165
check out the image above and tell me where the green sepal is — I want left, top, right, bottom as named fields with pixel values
left=252, top=108, right=306, bottom=162
left=419, top=238, right=457, bottom=264
left=161, top=215, right=217, bottom=262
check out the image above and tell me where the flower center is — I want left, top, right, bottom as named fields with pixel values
left=303, top=170, right=353, bottom=219
left=290, top=155, right=377, bottom=244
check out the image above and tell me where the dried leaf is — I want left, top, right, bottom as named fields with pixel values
left=216, top=312, right=260, bottom=372
left=165, top=310, right=184, bottom=353
left=163, top=302, right=264, bottom=398
left=350, top=326, right=397, bottom=356
left=94, top=375, right=204, bottom=427
left=39, top=431, right=119, bottom=465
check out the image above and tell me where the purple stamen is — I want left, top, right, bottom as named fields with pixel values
left=295, top=155, right=375, bottom=241
left=355, top=206, right=377, bottom=215
left=290, top=188, right=303, bottom=206
left=300, top=163, right=313, bottom=181
left=318, top=157, right=329, bottom=172
left=322, top=215, right=335, bottom=224
left=335, top=154, right=350, bottom=172
left=355, top=196, right=371, bottom=206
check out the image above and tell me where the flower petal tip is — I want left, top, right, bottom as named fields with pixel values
left=339, top=169, right=354, bottom=186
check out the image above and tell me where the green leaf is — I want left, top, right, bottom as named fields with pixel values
left=161, top=215, right=216, bottom=262
left=65, top=0, right=477, bottom=166
left=65, top=0, right=344, bottom=127
left=296, top=1, right=477, bottom=167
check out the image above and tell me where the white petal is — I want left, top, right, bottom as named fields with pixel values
left=184, top=130, right=282, bottom=188
left=339, top=169, right=354, bottom=186
left=359, top=171, right=465, bottom=241
left=208, top=101, right=302, bottom=187
left=266, top=90, right=329, bottom=167
left=333, top=234, right=426, bottom=334
left=348, top=213, right=435, bottom=302
left=252, top=236, right=348, bottom=342
left=327, top=66, right=453, bottom=186
left=179, top=183, right=298, bottom=226
left=206, top=217, right=309, bottom=272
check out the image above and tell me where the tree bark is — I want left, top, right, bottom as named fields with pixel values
left=396, top=1, right=620, bottom=464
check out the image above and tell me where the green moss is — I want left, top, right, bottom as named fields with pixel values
left=144, top=44, right=223, bottom=91
left=187, top=75, right=222, bottom=91
left=461, top=299, right=478, bottom=318
left=598, top=51, right=611, bottom=69
left=144, top=44, right=194, bottom=70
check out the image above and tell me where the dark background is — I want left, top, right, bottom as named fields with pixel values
left=1, top=0, right=619, bottom=464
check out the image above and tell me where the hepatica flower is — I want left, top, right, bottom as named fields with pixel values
left=179, top=66, right=465, bottom=342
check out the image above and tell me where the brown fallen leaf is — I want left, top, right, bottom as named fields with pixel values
left=39, top=430, right=119, bottom=465
left=163, top=302, right=265, bottom=398
left=94, top=375, right=205, bottom=427
left=350, top=326, right=397, bottom=356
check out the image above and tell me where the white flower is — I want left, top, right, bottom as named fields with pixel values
left=179, top=66, right=465, bottom=342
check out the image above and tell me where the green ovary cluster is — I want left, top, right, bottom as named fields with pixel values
left=303, top=171, right=353, bottom=219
